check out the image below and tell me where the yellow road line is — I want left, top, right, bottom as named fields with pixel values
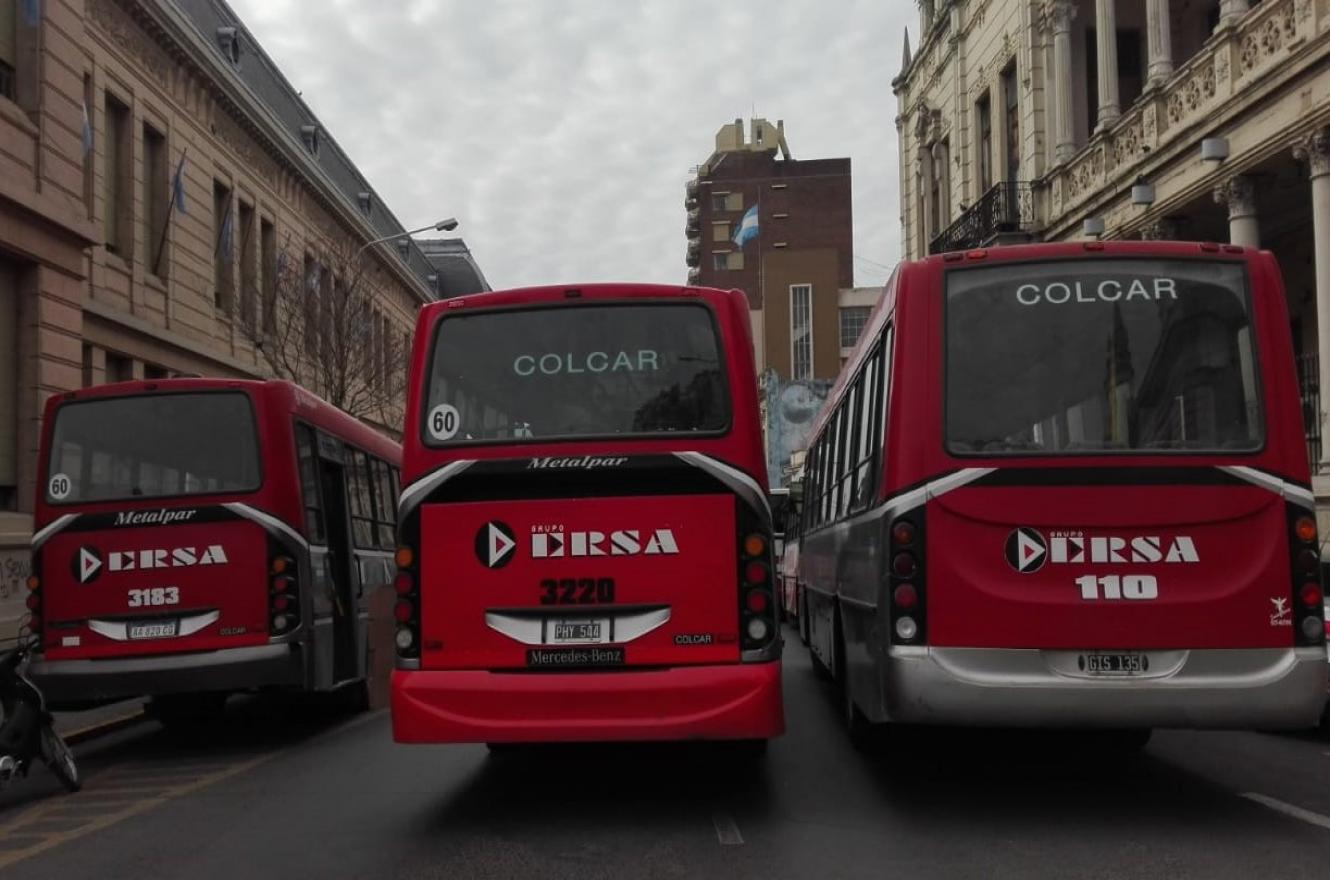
left=0, top=708, right=385, bottom=871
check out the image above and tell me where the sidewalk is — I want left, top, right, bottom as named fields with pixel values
left=51, top=698, right=149, bottom=744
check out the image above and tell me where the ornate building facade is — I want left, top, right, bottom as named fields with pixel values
left=0, top=0, right=469, bottom=636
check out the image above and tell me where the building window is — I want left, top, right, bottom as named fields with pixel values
left=1001, top=62, right=1020, bottom=181
left=0, top=0, right=16, bottom=100
left=300, top=124, right=320, bottom=155
left=215, top=26, right=241, bottom=66
left=142, top=123, right=167, bottom=276
left=105, top=352, right=133, bottom=383
left=791, top=284, right=813, bottom=380
left=304, top=254, right=320, bottom=365
left=260, top=217, right=276, bottom=331
left=213, top=180, right=234, bottom=310
left=840, top=306, right=870, bottom=350
left=711, top=193, right=727, bottom=212
left=712, top=252, right=729, bottom=271
left=928, top=151, right=941, bottom=238
left=103, top=93, right=132, bottom=259
left=976, top=91, right=992, bottom=192
left=726, top=251, right=745, bottom=270
left=725, top=192, right=744, bottom=211
left=712, top=221, right=729, bottom=242
left=238, top=200, right=256, bottom=326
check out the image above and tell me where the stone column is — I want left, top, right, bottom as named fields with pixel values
left=1294, top=130, right=1330, bottom=470
left=1140, top=217, right=1181, bottom=240
left=1050, top=0, right=1077, bottom=164
left=1145, top=0, right=1174, bottom=88
left=1095, top=0, right=1121, bottom=130
left=1218, top=1, right=1249, bottom=28
left=1213, top=175, right=1259, bottom=248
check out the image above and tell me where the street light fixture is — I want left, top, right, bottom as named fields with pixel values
left=354, top=218, right=458, bottom=260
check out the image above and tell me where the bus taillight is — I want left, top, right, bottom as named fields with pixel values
left=739, top=529, right=777, bottom=652
left=1287, top=507, right=1326, bottom=647
left=888, top=514, right=925, bottom=645
left=394, top=544, right=420, bottom=659
left=268, top=547, right=299, bottom=636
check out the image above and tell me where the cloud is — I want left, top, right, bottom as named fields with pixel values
left=226, top=0, right=916, bottom=290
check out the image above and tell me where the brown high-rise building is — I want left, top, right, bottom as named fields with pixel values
left=686, top=119, right=853, bottom=382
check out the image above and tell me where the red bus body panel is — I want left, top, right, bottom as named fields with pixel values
left=28, top=378, right=400, bottom=705
left=392, top=283, right=784, bottom=743
left=798, top=243, right=1327, bottom=730
left=420, top=495, right=739, bottom=669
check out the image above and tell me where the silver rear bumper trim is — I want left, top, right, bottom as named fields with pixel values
left=881, top=646, right=1328, bottom=729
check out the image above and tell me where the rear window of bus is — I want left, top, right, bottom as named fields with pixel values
left=945, top=259, right=1262, bottom=455
left=46, top=392, right=262, bottom=503
left=422, top=302, right=731, bottom=445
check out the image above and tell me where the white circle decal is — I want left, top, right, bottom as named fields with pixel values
left=48, top=473, right=72, bottom=500
left=427, top=404, right=460, bottom=440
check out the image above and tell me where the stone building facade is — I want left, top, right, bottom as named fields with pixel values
left=0, top=0, right=459, bottom=637
left=893, top=0, right=1330, bottom=505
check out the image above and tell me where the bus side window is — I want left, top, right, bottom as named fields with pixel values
left=347, top=450, right=376, bottom=549
left=295, top=424, right=326, bottom=544
left=372, top=459, right=396, bottom=550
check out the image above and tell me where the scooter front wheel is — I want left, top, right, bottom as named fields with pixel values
left=39, top=725, right=80, bottom=793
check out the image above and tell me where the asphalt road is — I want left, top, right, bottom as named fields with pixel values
left=3, top=628, right=1330, bottom=879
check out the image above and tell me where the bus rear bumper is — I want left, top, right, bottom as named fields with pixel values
left=883, top=646, right=1328, bottom=729
left=391, top=661, right=785, bottom=744
left=30, top=643, right=303, bottom=707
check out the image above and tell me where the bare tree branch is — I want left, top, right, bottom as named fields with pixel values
left=236, top=234, right=412, bottom=430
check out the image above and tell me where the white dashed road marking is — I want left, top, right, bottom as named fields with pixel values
left=712, top=812, right=744, bottom=845
left=1241, top=792, right=1330, bottom=831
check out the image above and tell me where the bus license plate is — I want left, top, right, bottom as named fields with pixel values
left=549, top=619, right=608, bottom=645
left=1081, top=652, right=1148, bottom=675
left=128, top=620, right=178, bottom=640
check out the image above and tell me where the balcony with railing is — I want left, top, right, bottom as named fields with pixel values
left=928, top=181, right=1035, bottom=255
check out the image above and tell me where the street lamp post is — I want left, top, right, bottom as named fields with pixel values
left=354, top=217, right=458, bottom=260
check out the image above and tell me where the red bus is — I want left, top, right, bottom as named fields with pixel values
left=390, top=283, right=784, bottom=748
left=26, top=379, right=401, bottom=722
left=799, top=241, right=1328, bottom=747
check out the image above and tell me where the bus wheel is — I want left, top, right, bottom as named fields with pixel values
left=1105, top=728, right=1153, bottom=753
left=149, top=692, right=228, bottom=730
left=798, top=587, right=810, bottom=646
left=335, top=680, right=370, bottom=714
left=727, top=738, right=769, bottom=759
left=835, top=608, right=875, bottom=752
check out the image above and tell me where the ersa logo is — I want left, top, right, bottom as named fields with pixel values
left=475, top=521, right=517, bottom=569
left=71, top=543, right=229, bottom=584
left=1005, top=528, right=1200, bottom=573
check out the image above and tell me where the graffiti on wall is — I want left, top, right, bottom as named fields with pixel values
left=0, top=548, right=32, bottom=646
left=760, top=368, right=832, bottom=489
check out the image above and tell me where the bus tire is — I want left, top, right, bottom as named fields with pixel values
left=337, top=680, right=370, bottom=714
left=727, top=738, right=769, bottom=759
left=798, top=586, right=810, bottom=646
left=835, top=606, right=875, bottom=752
left=149, top=692, right=228, bottom=731
left=1106, top=728, right=1153, bottom=753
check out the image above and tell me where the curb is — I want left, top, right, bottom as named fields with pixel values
left=60, top=710, right=150, bottom=746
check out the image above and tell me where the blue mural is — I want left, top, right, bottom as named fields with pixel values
left=759, top=368, right=832, bottom=489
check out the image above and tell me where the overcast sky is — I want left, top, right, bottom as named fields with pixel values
left=226, top=0, right=915, bottom=292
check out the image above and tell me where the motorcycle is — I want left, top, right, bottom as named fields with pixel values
left=0, top=635, right=80, bottom=793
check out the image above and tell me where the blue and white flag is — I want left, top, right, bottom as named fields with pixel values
left=218, top=199, right=234, bottom=256
left=80, top=101, right=93, bottom=155
left=732, top=204, right=759, bottom=247
left=171, top=154, right=187, bottom=214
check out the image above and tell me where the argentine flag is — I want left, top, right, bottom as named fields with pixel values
left=732, top=204, right=759, bottom=247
